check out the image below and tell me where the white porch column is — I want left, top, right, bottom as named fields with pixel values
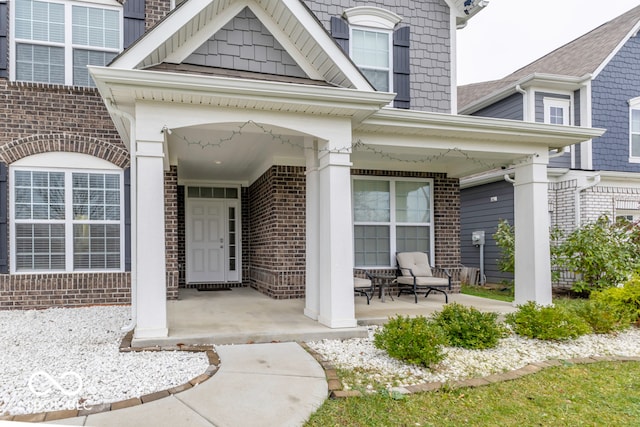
left=133, top=137, right=168, bottom=339
left=317, top=140, right=357, bottom=328
left=513, top=153, right=552, bottom=306
left=304, top=138, right=320, bottom=320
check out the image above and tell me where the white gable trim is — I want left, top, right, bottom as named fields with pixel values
left=111, top=0, right=374, bottom=90
left=593, top=20, right=640, bottom=79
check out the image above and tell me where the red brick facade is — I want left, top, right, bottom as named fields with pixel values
left=246, top=166, right=307, bottom=299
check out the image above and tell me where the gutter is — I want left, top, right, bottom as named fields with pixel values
left=105, top=103, right=138, bottom=333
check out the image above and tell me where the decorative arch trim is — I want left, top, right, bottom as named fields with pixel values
left=0, top=134, right=130, bottom=168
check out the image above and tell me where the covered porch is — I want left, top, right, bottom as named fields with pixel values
left=133, top=286, right=518, bottom=346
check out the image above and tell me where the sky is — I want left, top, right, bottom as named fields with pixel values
left=457, top=0, right=640, bottom=85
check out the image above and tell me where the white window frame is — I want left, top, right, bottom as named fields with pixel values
left=543, top=97, right=571, bottom=125
left=9, top=0, right=123, bottom=86
left=629, top=97, right=640, bottom=163
left=10, top=163, right=125, bottom=274
left=352, top=176, right=434, bottom=268
left=349, top=25, right=393, bottom=93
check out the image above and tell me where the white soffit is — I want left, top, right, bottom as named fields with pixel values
left=110, top=0, right=373, bottom=90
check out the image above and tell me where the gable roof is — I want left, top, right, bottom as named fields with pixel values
left=458, top=5, right=640, bottom=113
left=110, top=0, right=373, bottom=90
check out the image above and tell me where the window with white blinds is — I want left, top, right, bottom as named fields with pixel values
left=13, top=168, right=123, bottom=272
left=352, top=178, right=433, bottom=267
left=13, top=0, right=121, bottom=86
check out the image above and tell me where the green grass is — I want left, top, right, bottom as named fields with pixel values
left=306, top=361, right=640, bottom=427
left=461, top=284, right=514, bottom=302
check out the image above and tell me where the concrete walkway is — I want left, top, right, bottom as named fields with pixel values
left=40, top=342, right=327, bottom=427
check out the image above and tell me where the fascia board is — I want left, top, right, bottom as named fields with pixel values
left=592, top=20, right=640, bottom=79
left=110, top=0, right=214, bottom=69
left=460, top=73, right=591, bottom=115
left=277, top=0, right=373, bottom=90
left=163, top=1, right=248, bottom=64
left=362, top=108, right=605, bottom=148
left=89, top=66, right=393, bottom=111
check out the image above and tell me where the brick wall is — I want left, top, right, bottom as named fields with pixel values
left=353, top=169, right=462, bottom=291
left=247, top=166, right=306, bottom=299
left=145, top=0, right=171, bottom=30
left=164, top=165, right=179, bottom=299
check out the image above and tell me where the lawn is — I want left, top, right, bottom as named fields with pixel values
left=306, top=361, right=640, bottom=426
left=461, top=283, right=514, bottom=302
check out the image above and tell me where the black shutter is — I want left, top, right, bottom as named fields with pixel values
left=0, top=2, right=8, bottom=78
left=393, top=26, right=410, bottom=109
left=330, top=16, right=349, bottom=55
left=124, top=167, right=131, bottom=272
left=0, top=163, right=8, bottom=274
left=123, top=0, right=145, bottom=49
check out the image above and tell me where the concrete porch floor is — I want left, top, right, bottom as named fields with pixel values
left=132, top=287, right=518, bottom=347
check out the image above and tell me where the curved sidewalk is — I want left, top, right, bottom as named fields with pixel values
left=43, top=342, right=328, bottom=427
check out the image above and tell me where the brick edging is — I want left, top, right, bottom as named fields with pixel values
left=0, top=331, right=221, bottom=423
left=300, top=343, right=640, bottom=399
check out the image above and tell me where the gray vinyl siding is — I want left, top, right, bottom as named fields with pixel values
left=471, top=93, right=523, bottom=120
left=304, top=0, right=452, bottom=113
left=184, top=7, right=307, bottom=78
left=460, top=180, right=514, bottom=284
left=591, top=33, right=640, bottom=172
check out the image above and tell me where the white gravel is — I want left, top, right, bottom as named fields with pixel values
left=307, top=326, right=640, bottom=391
left=0, top=306, right=209, bottom=416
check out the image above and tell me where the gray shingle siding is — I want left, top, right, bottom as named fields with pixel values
left=460, top=180, right=514, bottom=283
left=304, top=0, right=452, bottom=113
left=184, top=7, right=307, bottom=78
left=471, top=92, right=523, bottom=121
left=591, top=33, right=640, bottom=172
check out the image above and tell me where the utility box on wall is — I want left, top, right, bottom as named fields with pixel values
left=472, top=230, right=485, bottom=246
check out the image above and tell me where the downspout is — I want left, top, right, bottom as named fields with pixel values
left=575, top=174, right=600, bottom=227
left=106, top=103, right=138, bottom=333
left=504, top=173, right=515, bottom=185
left=515, top=85, right=528, bottom=121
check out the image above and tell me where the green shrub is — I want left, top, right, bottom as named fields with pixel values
left=556, top=216, right=640, bottom=293
left=431, top=302, right=506, bottom=349
left=505, top=301, right=591, bottom=340
left=590, top=274, right=640, bottom=324
left=565, top=298, right=629, bottom=334
left=373, top=316, right=446, bottom=367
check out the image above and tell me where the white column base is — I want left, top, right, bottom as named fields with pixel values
left=317, top=316, right=358, bottom=328
left=304, top=308, right=319, bottom=320
left=133, top=327, right=169, bottom=340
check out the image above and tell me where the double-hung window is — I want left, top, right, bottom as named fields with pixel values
left=12, top=0, right=121, bottom=86
left=12, top=168, right=124, bottom=272
left=353, top=178, right=433, bottom=267
left=630, top=98, right=640, bottom=161
left=350, top=27, right=392, bottom=92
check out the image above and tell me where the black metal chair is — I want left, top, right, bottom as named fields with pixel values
left=353, top=269, right=374, bottom=304
left=395, top=252, right=451, bottom=303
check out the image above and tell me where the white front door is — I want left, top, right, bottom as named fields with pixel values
left=187, top=199, right=225, bottom=283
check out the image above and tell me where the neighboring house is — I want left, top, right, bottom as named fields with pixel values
left=458, top=5, right=640, bottom=286
left=0, top=0, right=598, bottom=341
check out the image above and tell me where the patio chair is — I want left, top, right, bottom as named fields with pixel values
left=354, top=270, right=374, bottom=304
left=395, top=252, right=451, bottom=303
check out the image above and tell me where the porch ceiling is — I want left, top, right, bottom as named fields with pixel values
left=169, top=123, right=305, bottom=183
